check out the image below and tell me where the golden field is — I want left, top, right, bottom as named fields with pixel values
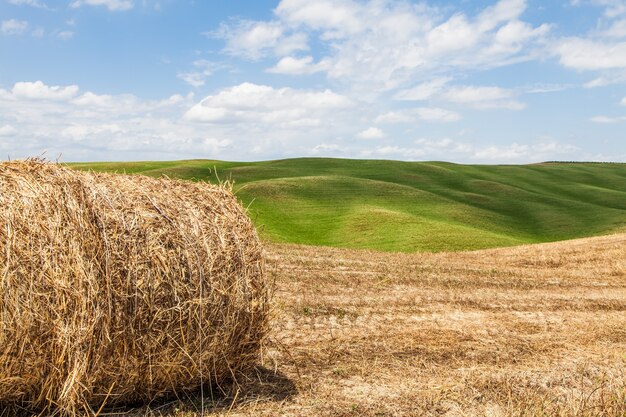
left=135, top=233, right=626, bottom=417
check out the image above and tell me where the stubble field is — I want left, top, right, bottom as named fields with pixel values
left=135, top=232, right=626, bottom=417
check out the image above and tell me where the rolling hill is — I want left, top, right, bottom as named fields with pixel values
left=71, top=158, right=626, bottom=252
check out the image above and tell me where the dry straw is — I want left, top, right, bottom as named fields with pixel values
left=0, top=160, right=269, bottom=416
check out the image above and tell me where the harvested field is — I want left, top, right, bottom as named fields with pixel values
left=139, top=233, right=626, bottom=417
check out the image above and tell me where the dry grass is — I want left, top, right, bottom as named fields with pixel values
left=135, top=233, right=625, bottom=417
left=0, top=161, right=269, bottom=416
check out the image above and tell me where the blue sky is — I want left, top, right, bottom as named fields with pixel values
left=1, top=0, right=625, bottom=162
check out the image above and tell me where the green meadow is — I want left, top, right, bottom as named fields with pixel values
left=71, top=158, right=626, bottom=252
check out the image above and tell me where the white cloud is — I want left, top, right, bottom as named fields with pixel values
left=12, top=81, right=79, bottom=101
left=476, top=0, right=527, bottom=30
left=0, top=80, right=603, bottom=163
left=426, top=14, right=479, bottom=56
left=310, top=143, right=344, bottom=155
left=0, top=125, right=18, bottom=137
left=554, top=38, right=626, bottom=70
left=0, top=81, right=237, bottom=161
left=216, top=0, right=550, bottom=92
left=274, top=0, right=364, bottom=38
left=395, top=80, right=524, bottom=110
left=361, top=145, right=426, bottom=160
left=552, top=3, right=626, bottom=88
left=415, top=137, right=473, bottom=153
left=8, top=0, right=49, bottom=8
left=1, top=19, right=28, bottom=35
left=473, top=143, right=528, bottom=159
left=593, top=0, right=626, bottom=18
left=177, top=73, right=205, bottom=88
left=590, top=115, right=626, bottom=122
left=359, top=138, right=579, bottom=162
left=184, top=82, right=352, bottom=128
left=584, top=77, right=610, bottom=88
left=414, top=107, right=462, bottom=122
left=442, top=85, right=513, bottom=102
left=214, top=20, right=308, bottom=60
left=57, top=31, right=74, bottom=40
left=621, top=96, right=626, bottom=105
left=470, top=141, right=579, bottom=160
left=357, top=127, right=385, bottom=140
left=524, top=83, right=572, bottom=93
left=61, top=123, right=122, bottom=141
left=70, top=0, right=133, bottom=11
left=374, top=111, right=416, bottom=124
left=441, top=85, right=525, bottom=109
left=601, top=18, right=626, bottom=38
left=587, top=0, right=626, bottom=9
left=31, top=27, right=44, bottom=37
left=375, top=106, right=461, bottom=123
left=219, top=21, right=282, bottom=59
left=583, top=74, right=626, bottom=87
left=359, top=139, right=471, bottom=160
left=177, top=60, right=223, bottom=88
left=394, top=77, right=451, bottom=101
left=274, top=32, right=309, bottom=56
left=267, top=56, right=324, bottom=75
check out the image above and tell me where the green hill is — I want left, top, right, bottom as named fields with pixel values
left=70, top=158, right=626, bottom=252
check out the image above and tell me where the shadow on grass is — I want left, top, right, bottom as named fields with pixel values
left=106, top=366, right=298, bottom=416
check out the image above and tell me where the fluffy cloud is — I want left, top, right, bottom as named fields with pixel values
left=552, top=2, right=626, bottom=87
left=442, top=86, right=512, bottom=103
left=310, top=143, right=345, bottom=155
left=374, top=111, right=416, bottom=124
left=590, top=115, right=626, bottom=122
left=555, top=38, right=626, bottom=70
left=70, top=0, right=133, bottom=11
left=593, top=0, right=626, bottom=18
left=57, top=31, right=74, bottom=40
left=0, top=80, right=369, bottom=161
left=267, top=56, right=324, bottom=75
left=583, top=73, right=626, bottom=87
left=357, top=127, right=385, bottom=140
left=376, top=107, right=461, bottom=123
left=358, top=138, right=579, bottom=163
left=12, top=81, right=79, bottom=100
left=8, top=0, right=48, bottom=8
left=441, top=86, right=525, bottom=109
left=214, top=20, right=308, bottom=60
left=0, top=81, right=225, bottom=160
left=185, top=82, right=352, bottom=128
left=414, top=107, right=463, bottom=121
left=275, top=0, right=364, bottom=38
left=216, top=0, right=550, bottom=92
left=0, top=79, right=602, bottom=163
left=177, top=60, right=224, bottom=88
left=31, top=27, right=44, bottom=37
left=601, top=18, right=626, bottom=37
left=1, top=19, right=28, bottom=35
left=394, top=81, right=524, bottom=110
left=0, top=125, right=18, bottom=137
left=393, top=78, right=451, bottom=101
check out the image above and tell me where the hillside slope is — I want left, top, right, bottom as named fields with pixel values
left=71, top=158, right=626, bottom=252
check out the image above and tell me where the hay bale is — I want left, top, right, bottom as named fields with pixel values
left=0, top=160, right=269, bottom=416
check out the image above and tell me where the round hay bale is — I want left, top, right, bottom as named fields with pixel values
left=0, top=160, right=269, bottom=416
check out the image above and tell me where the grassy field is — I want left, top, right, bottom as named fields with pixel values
left=72, top=158, right=626, bottom=252
left=124, top=232, right=626, bottom=417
